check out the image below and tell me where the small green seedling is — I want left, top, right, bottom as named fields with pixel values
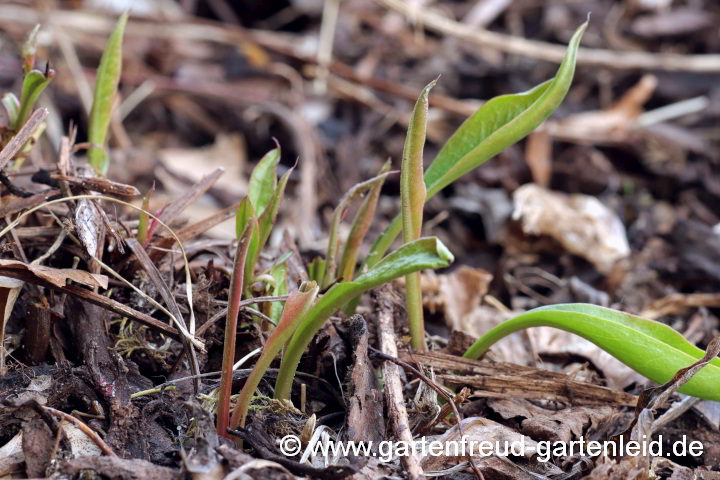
left=352, top=20, right=588, bottom=304
left=231, top=281, right=318, bottom=429
left=88, top=12, right=128, bottom=176
left=2, top=24, right=54, bottom=164
left=274, top=237, right=454, bottom=400
left=400, top=80, right=434, bottom=351
left=216, top=20, right=588, bottom=429
left=464, top=303, right=720, bottom=401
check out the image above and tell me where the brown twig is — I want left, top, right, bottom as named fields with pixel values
left=42, top=406, right=117, bottom=457
left=0, top=108, right=48, bottom=171
left=375, top=289, right=426, bottom=480
left=370, top=347, right=484, bottom=480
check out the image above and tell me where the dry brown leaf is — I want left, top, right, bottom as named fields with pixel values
left=420, top=417, right=537, bottom=471
left=422, top=265, right=493, bottom=332
left=513, top=184, right=630, bottom=273
left=487, top=398, right=614, bottom=444
left=0, top=259, right=108, bottom=289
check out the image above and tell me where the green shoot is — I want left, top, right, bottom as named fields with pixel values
left=337, top=159, right=391, bottom=283
left=321, top=169, right=397, bottom=290
left=236, top=197, right=260, bottom=294
left=401, top=80, right=434, bottom=351
left=463, top=304, right=720, bottom=401
left=216, top=225, right=253, bottom=438
left=355, top=21, right=588, bottom=288
left=274, top=237, right=454, bottom=400
left=266, top=261, right=289, bottom=324
left=6, top=26, right=54, bottom=135
left=308, top=257, right=326, bottom=285
left=230, top=282, right=318, bottom=429
left=88, top=12, right=128, bottom=176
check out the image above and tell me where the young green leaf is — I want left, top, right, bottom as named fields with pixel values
left=15, top=68, right=55, bottom=131
left=359, top=20, right=588, bottom=275
left=249, top=148, right=280, bottom=218
left=217, top=224, right=253, bottom=437
left=236, top=197, right=260, bottom=293
left=308, top=257, right=326, bottom=285
left=88, top=12, right=128, bottom=176
left=321, top=169, right=397, bottom=290
left=401, top=80, right=434, bottom=351
left=337, top=159, right=391, bottom=283
left=267, top=261, right=289, bottom=324
left=258, top=163, right=293, bottom=249
left=3, top=94, right=19, bottom=127
left=463, top=303, right=720, bottom=401
left=230, top=282, right=318, bottom=429
left=274, top=236, right=454, bottom=400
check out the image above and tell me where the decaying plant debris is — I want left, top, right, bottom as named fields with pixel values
left=1, top=1, right=720, bottom=480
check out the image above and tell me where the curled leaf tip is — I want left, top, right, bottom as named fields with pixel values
left=434, top=238, right=454, bottom=265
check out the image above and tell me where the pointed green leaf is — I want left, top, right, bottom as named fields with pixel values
left=258, top=162, right=293, bottom=249
left=88, top=12, right=128, bottom=175
left=401, top=80, right=433, bottom=242
left=338, top=159, right=391, bottom=283
left=15, top=69, right=54, bottom=130
left=231, top=281, right=318, bottom=428
left=360, top=21, right=587, bottom=274
left=401, top=80, right=434, bottom=351
left=268, top=261, right=289, bottom=324
left=275, top=237, right=454, bottom=400
left=308, top=257, right=326, bottom=285
left=249, top=148, right=280, bottom=218
left=321, top=169, right=397, bottom=289
left=464, top=303, right=720, bottom=401
left=236, top=197, right=260, bottom=292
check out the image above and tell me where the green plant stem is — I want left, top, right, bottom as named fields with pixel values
left=230, top=283, right=317, bottom=429
left=274, top=237, right=454, bottom=400
left=406, top=271, right=425, bottom=350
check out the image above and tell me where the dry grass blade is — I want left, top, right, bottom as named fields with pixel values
left=125, top=238, right=201, bottom=391
left=0, top=194, right=200, bottom=342
left=0, top=108, right=48, bottom=170
left=158, top=167, right=224, bottom=225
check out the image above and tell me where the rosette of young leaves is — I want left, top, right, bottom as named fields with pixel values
left=88, top=12, right=128, bottom=175
left=464, top=303, right=720, bottom=401
left=274, top=237, right=454, bottom=400
left=230, top=282, right=318, bottom=429
left=401, top=80, right=434, bottom=351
